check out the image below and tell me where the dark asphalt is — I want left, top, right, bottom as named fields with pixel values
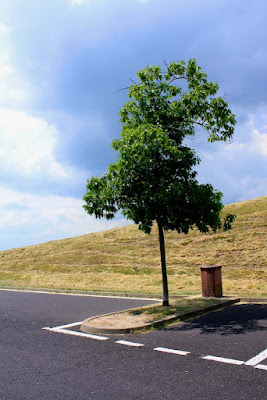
left=0, top=290, right=266, bottom=400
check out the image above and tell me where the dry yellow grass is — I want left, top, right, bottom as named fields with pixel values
left=0, top=196, right=266, bottom=297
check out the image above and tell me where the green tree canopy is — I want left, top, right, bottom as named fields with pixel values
left=84, top=59, right=236, bottom=305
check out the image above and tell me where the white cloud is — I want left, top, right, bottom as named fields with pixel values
left=225, top=115, right=267, bottom=157
left=0, top=108, right=70, bottom=180
left=0, top=56, right=13, bottom=78
left=0, top=23, right=10, bottom=35
left=0, top=56, right=33, bottom=107
left=0, top=23, right=33, bottom=108
left=238, top=176, right=267, bottom=201
left=250, top=129, right=267, bottom=156
left=69, top=0, right=151, bottom=5
left=0, top=187, right=129, bottom=250
left=70, top=0, right=89, bottom=5
left=196, top=111, right=267, bottom=203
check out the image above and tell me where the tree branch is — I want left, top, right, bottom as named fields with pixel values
left=130, top=78, right=138, bottom=85
left=116, top=81, right=142, bottom=93
left=163, top=59, right=169, bottom=69
left=189, top=120, right=209, bottom=132
left=169, top=75, right=187, bottom=84
left=115, top=86, right=131, bottom=93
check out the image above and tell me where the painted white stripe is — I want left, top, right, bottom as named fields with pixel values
left=254, top=364, right=267, bottom=371
left=40, top=326, right=267, bottom=371
left=116, top=340, right=144, bottom=347
left=202, top=355, right=244, bottom=365
left=0, top=288, right=159, bottom=301
left=52, top=321, right=83, bottom=329
left=154, top=347, right=190, bottom=356
left=42, top=327, right=109, bottom=341
left=244, top=349, right=267, bottom=366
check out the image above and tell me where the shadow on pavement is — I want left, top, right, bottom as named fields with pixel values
left=164, top=304, right=267, bottom=336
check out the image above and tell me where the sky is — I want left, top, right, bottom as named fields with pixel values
left=0, top=0, right=266, bottom=250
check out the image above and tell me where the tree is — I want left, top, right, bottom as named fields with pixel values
left=83, top=59, right=236, bottom=306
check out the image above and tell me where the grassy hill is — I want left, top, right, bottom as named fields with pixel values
left=0, top=196, right=266, bottom=297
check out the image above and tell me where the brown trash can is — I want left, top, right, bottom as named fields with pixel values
left=200, top=265, right=223, bottom=297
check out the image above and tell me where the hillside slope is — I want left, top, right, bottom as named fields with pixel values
left=0, top=196, right=266, bottom=297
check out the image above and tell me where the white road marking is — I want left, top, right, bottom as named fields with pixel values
left=154, top=347, right=190, bottom=356
left=0, top=288, right=159, bottom=301
left=116, top=340, right=144, bottom=347
left=51, top=321, right=83, bottom=329
left=42, top=327, right=109, bottom=340
left=244, top=349, right=267, bottom=366
left=41, top=324, right=267, bottom=372
left=254, top=364, right=267, bottom=371
left=202, top=355, right=244, bottom=365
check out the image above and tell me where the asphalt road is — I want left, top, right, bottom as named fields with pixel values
left=0, top=289, right=266, bottom=400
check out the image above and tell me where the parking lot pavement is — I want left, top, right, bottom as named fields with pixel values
left=1, top=290, right=266, bottom=400
left=115, top=303, right=267, bottom=362
left=46, top=302, right=267, bottom=371
left=0, top=288, right=158, bottom=326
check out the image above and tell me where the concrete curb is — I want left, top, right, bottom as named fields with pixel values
left=240, top=297, right=267, bottom=303
left=81, top=297, right=240, bottom=335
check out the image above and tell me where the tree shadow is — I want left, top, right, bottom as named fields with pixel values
left=163, top=304, right=267, bottom=336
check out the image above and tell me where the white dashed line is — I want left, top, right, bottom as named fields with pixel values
left=116, top=340, right=144, bottom=347
left=42, top=327, right=109, bottom=340
left=42, top=321, right=267, bottom=372
left=244, top=349, right=267, bottom=366
left=202, top=355, right=244, bottom=365
left=154, top=347, right=190, bottom=356
left=254, top=364, right=267, bottom=371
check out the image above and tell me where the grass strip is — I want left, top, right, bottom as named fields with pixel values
left=129, top=298, right=222, bottom=319
left=83, top=297, right=236, bottom=334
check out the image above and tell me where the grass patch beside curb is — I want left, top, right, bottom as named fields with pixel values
left=81, top=297, right=239, bottom=334
left=129, top=298, right=222, bottom=319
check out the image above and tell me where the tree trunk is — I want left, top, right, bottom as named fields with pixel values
left=157, top=221, right=169, bottom=306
